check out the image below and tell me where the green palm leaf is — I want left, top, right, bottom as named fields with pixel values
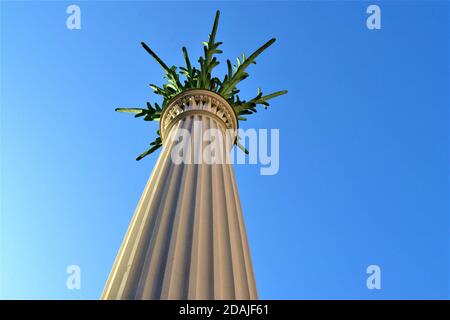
left=116, top=10, right=287, bottom=160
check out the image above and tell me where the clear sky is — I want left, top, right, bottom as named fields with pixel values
left=1, top=1, right=449, bottom=299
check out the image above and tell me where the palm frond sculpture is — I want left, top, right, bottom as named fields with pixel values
left=116, top=10, right=287, bottom=160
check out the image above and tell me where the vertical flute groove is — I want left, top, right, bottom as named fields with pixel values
left=224, top=162, right=250, bottom=299
left=138, top=116, right=193, bottom=298
left=161, top=115, right=200, bottom=299
left=230, top=168, right=258, bottom=299
left=211, top=119, right=235, bottom=299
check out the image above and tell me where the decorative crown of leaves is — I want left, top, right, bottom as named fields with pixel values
left=116, top=10, right=287, bottom=160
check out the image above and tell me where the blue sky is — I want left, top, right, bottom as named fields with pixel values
left=1, top=1, right=449, bottom=299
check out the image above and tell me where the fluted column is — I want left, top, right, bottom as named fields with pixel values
left=102, top=89, right=257, bottom=300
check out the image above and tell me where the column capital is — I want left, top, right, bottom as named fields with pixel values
left=159, top=89, right=238, bottom=142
